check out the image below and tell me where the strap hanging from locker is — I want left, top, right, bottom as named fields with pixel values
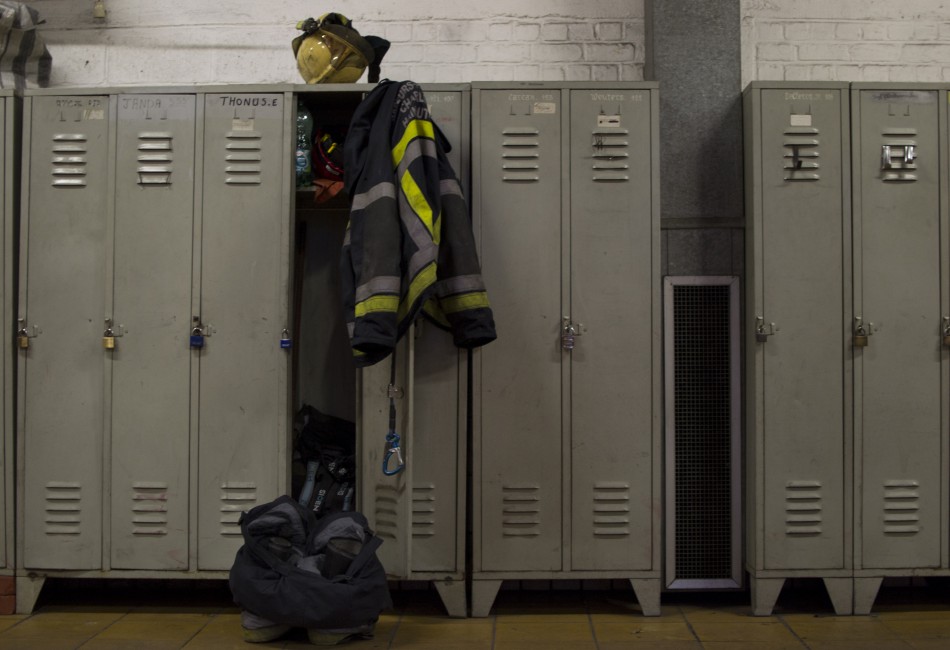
left=382, top=348, right=405, bottom=476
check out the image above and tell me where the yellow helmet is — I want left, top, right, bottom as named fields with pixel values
left=292, top=13, right=382, bottom=84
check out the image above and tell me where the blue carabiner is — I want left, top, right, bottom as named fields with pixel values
left=382, top=431, right=405, bottom=476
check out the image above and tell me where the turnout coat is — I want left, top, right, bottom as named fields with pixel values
left=341, top=80, right=496, bottom=367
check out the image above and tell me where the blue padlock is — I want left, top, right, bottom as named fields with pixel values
left=190, top=327, right=204, bottom=349
left=280, top=329, right=292, bottom=349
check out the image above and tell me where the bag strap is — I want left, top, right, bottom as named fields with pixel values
left=343, top=535, right=384, bottom=579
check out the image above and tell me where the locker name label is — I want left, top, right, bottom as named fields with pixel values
left=784, top=92, right=835, bottom=101
left=869, top=90, right=935, bottom=104
left=217, top=96, right=280, bottom=107
left=56, top=98, right=104, bottom=108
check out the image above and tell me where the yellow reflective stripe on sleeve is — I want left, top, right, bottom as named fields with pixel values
left=355, top=294, right=399, bottom=318
left=392, top=119, right=435, bottom=166
left=401, top=170, right=435, bottom=237
left=398, top=261, right=437, bottom=320
left=441, top=291, right=490, bottom=314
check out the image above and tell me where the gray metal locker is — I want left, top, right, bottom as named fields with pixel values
left=15, top=86, right=293, bottom=612
left=110, top=94, right=197, bottom=570
left=0, top=89, right=18, bottom=576
left=471, top=82, right=661, bottom=616
left=743, top=82, right=853, bottom=615
left=851, top=83, right=950, bottom=614
left=18, top=92, right=112, bottom=572
left=293, top=84, right=470, bottom=617
left=198, top=90, right=290, bottom=569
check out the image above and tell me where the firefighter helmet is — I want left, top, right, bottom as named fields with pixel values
left=292, top=13, right=376, bottom=84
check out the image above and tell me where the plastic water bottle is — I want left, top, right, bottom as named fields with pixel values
left=296, top=100, right=313, bottom=187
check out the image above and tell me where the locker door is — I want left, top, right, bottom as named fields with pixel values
left=409, top=89, right=464, bottom=572
left=0, top=94, right=7, bottom=570
left=758, top=89, right=849, bottom=570
left=21, top=95, right=110, bottom=569
left=110, top=94, right=196, bottom=569
left=569, top=89, right=656, bottom=570
left=477, top=88, right=563, bottom=572
left=198, top=93, right=287, bottom=569
left=856, top=89, right=942, bottom=569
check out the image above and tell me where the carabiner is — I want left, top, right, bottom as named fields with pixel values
left=382, top=431, right=405, bottom=476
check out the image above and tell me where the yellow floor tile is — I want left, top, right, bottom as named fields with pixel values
left=391, top=619, right=493, bottom=645
left=494, top=620, right=596, bottom=646
left=881, top=618, right=950, bottom=638
left=495, top=612, right=590, bottom=624
left=701, top=643, right=804, bottom=650
left=0, top=610, right=126, bottom=649
left=599, top=642, right=701, bottom=650
left=80, top=612, right=212, bottom=649
left=0, top=614, right=27, bottom=633
left=181, top=613, right=252, bottom=649
left=689, top=619, right=801, bottom=644
left=593, top=620, right=697, bottom=643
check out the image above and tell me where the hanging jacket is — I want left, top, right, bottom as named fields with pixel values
left=340, top=80, right=496, bottom=367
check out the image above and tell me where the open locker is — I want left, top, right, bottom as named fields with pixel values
left=292, top=83, right=471, bottom=617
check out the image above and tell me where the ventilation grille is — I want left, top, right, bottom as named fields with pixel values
left=783, top=124, right=820, bottom=181
left=785, top=480, right=823, bottom=536
left=224, top=130, right=263, bottom=185
left=131, top=481, right=169, bottom=536
left=500, top=127, right=540, bottom=182
left=374, top=484, right=400, bottom=541
left=412, top=482, right=436, bottom=538
left=51, top=133, right=88, bottom=187
left=665, top=277, right=740, bottom=588
left=501, top=484, right=541, bottom=537
left=590, top=128, right=630, bottom=182
left=219, top=482, right=256, bottom=536
left=883, top=479, right=921, bottom=535
left=592, top=481, right=630, bottom=537
left=137, top=131, right=173, bottom=185
left=44, top=481, right=82, bottom=535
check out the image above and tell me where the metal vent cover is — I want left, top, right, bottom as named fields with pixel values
left=663, top=276, right=741, bottom=589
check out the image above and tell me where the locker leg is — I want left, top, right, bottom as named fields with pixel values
left=432, top=579, right=467, bottom=618
left=15, top=575, right=45, bottom=614
left=629, top=578, right=661, bottom=616
left=750, top=577, right=784, bottom=616
left=854, top=577, right=883, bottom=616
left=470, top=580, right=502, bottom=618
left=822, top=577, right=853, bottom=616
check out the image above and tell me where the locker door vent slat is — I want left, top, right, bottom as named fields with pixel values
left=225, top=132, right=263, bottom=185
left=785, top=480, right=823, bottom=536
left=883, top=480, right=921, bottom=535
left=500, top=126, right=541, bottom=183
left=374, top=484, right=401, bottom=540
left=501, top=484, right=541, bottom=536
left=592, top=482, right=630, bottom=537
left=411, top=483, right=436, bottom=538
left=137, top=132, right=174, bottom=186
left=784, top=124, right=821, bottom=181
left=591, top=129, right=630, bottom=182
left=51, top=134, right=89, bottom=187
left=664, top=278, right=740, bottom=588
left=219, top=483, right=257, bottom=536
left=130, top=482, right=169, bottom=536
left=44, top=482, right=83, bottom=535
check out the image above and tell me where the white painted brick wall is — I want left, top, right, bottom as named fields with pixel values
left=24, top=0, right=950, bottom=88
left=742, top=0, right=950, bottom=84
left=25, top=0, right=646, bottom=87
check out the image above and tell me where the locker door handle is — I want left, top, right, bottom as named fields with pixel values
left=755, top=316, right=777, bottom=343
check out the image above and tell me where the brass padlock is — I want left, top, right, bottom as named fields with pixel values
left=17, top=333, right=29, bottom=349
left=854, top=326, right=869, bottom=348
left=103, top=332, right=116, bottom=350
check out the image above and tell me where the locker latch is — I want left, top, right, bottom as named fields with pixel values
left=755, top=316, right=778, bottom=343
left=17, top=318, right=40, bottom=349
left=561, top=317, right=584, bottom=351
left=190, top=316, right=213, bottom=349
left=102, top=318, right=126, bottom=350
left=854, top=316, right=872, bottom=347
left=881, top=144, right=917, bottom=170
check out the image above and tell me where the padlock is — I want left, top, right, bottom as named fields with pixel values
left=280, top=329, right=292, bottom=349
left=103, top=326, right=116, bottom=350
left=17, top=333, right=29, bottom=349
left=190, top=327, right=205, bottom=349
left=854, top=326, right=869, bottom=348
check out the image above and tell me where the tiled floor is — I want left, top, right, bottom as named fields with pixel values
left=2, top=580, right=950, bottom=648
